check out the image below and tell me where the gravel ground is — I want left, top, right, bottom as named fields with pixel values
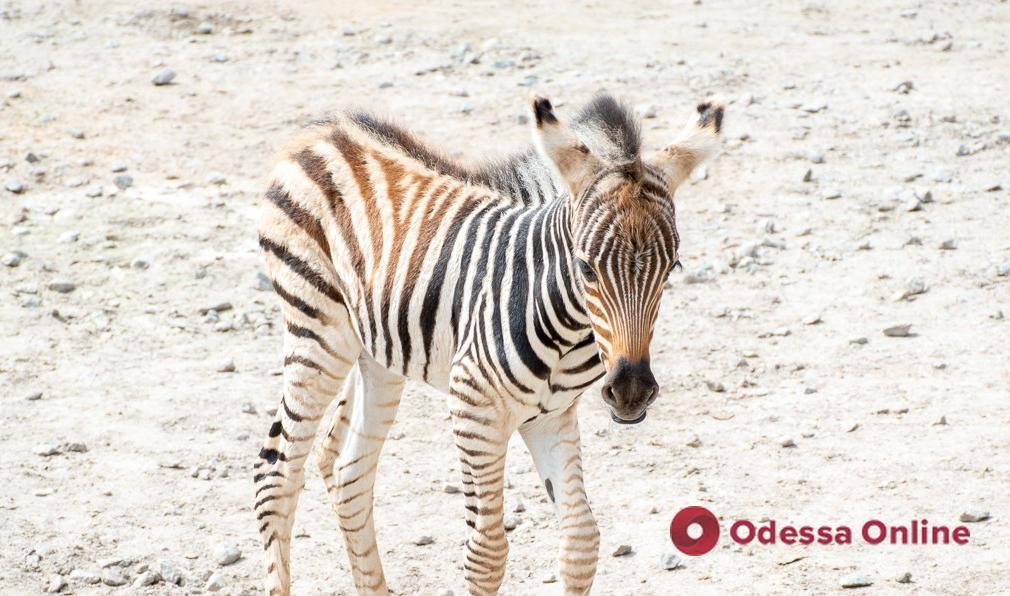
left=2, top=1, right=1008, bottom=594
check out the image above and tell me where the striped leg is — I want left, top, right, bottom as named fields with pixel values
left=449, top=382, right=510, bottom=595
left=254, top=311, right=360, bottom=596
left=317, top=356, right=404, bottom=595
left=519, top=402, right=599, bottom=595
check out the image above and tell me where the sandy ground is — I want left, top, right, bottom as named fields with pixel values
left=2, top=1, right=1009, bottom=594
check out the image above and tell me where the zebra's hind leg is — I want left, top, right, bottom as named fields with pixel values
left=317, top=355, right=404, bottom=595
left=254, top=309, right=360, bottom=596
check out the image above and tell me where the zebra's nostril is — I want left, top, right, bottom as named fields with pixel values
left=601, top=384, right=617, bottom=406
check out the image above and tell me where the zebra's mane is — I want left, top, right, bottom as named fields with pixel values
left=342, top=93, right=641, bottom=203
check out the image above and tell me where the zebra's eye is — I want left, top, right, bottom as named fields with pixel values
left=576, top=259, right=596, bottom=282
left=673, top=259, right=683, bottom=272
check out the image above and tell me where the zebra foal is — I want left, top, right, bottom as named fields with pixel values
left=253, top=92, right=724, bottom=595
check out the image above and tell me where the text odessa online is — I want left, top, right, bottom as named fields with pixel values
left=729, top=519, right=971, bottom=546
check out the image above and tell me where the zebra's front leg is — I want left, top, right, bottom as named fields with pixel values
left=519, top=402, right=599, bottom=595
left=317, top=356, right=404, bottom=595
left=449, top=383, right=511, bottom=595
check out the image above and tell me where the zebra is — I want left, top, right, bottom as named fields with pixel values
left=253, top=92, right=724, bottom=595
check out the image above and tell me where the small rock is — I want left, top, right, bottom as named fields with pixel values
left=69, top=569, right=101, bottom=584
left=25, top=152, right=40, bottom=163
left=213, top=543, right=241, bottom=566
left=205, top=571, right=226, bottom=592
left=892, top=276, right=927, bottom=301
left=111, top=162, right=128, bottom=173
left=821, top=188, right=842, bottom=200
left=58, top=231, right=80, bottom=243
left=114, top=174, right=133, bottom=190
left=2, top=252, right=24, bottom=267
left=5, top=179, right=24, bottom=194
left=196, top=21, right=214, bottom=34
left=896, top=572, right=912, bottom=584
left=513, top=499, right=526, bottom=513
left=152, top=69, right=176, bottom=86
left=504, top=515, right=521, bottom=531
left=48, top=280, right=77, bottom=294
left=612, top=544, right=633, bottom=557
left=101, top=569, right=128, bottom=587
left=65, top=442, right=88, bottom=453
left=839, top=572, right=873, bottom=588
left=85, top=185, right=103, bottom=197
left=686, top=435, right=702, bottom=448
left=217, top=358, right=236, bottom=373
left=436, top=590, right=454, bottom=596
left=893, top=80, right=914, bottom=94
left=68, top=128, right=85, bottom=140
left=959, top=508, right=990, bottom=523
left=443, top=483, right=460, bottom=494
left=133, top=570, right=160, bottom=587
left=660, top=552, right=681, bottom=570
left=933, top=415, right=947, bottom=426
left=158, top=560, right=183, bottom=585
left=45, top=574, right=67, bottom=593
left=130, top=256, right=151, bottom=270
left=938, top=239, right=956, bottom=250
left=240, top=402, right=257, bottom=415
left=636, top=103, right=657, bottom=119
left=35, top=444, right=62, bottom=456
left=26, top=390, right=43, bottom=401
left=883, top=324, right=913, bottom=338
left=414, top=535, right=435, bottom=546
left=208, top=174, right=227, bottom=185
left=802, top=313, right=822, bottom=325
left=255, top=272, right=273, bottom=291
left=780, top=438, right=797, bottom=448
left=705, top=380, right=725, bottom=393
left=802, top=168, right=813, bottom=183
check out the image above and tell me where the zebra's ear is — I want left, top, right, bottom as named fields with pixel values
left=652, top=99, right=725, bottom=188
left=530, top=96, right=603, bottom=196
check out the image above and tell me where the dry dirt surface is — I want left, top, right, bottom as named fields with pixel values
left=2, top=0, right=1009, bottom=594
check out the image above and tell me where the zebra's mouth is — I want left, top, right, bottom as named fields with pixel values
left=610, top=409, right=648, bottom=425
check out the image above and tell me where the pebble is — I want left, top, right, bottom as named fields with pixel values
left=892, top=276, right=927, bottom=301
left=111, top=161, right=128, bottom=172
left=802, top=168, right=813, bottom=182
left=205, top=571, right=226, bottom=591
left=196, top=21, right=214, bottom=34
left=208, top=174, right=227, bottom=185
left=933, top=415, right=947, bottom=426
left=213, top=542, right=241, bottom=566
left=131, top=256, right=151, bottom=270
left=896, top=572, right=912, bottom=584
left=612, top=544, right=633, bottom=557
left=938, top=239, right=956, bottom=250
left=114, top=174, right=133, bottom=190
left=158, top=559, right=184, bottom=585
left=49, top=280, right=77, bottom=294
left=705, top=380, right=725, bottom=393
left=436, top=590, right=454, bottom=596
left=217, top=358, right=236, bottom=373
left=660, top=551, right=681, bottom=570
left=840, top=572, right=873, bottom=588
left=69, top=569, right=101, bottom=584
left=26, top=390, right=43, bottom=401
left=101, top=568, right=128, bottom=587
left=513, top=499, right=525, bottom=513
left=443, top=483, right=460, bottom=494
left=636, top=103, right=657, bottom=119
left=44, top=574, right=67, bottom=593
left=58, top=231, right=80, bottom=243
left=893, top=80, right=914, bottom=94
left=883, top=324, right=913, bottom=338
left=68, top=128, right=85, bottom=139
left=35, top=443, right=62, bottom=456
left=240, top=402, right=257, bottom=414
left=780, top=438, right=797, bottom=448
left=821, top=188, right=842, bottom=200
left=504, top=515, right=521, bottom=531
left=959, top=508, right=990, bottom=523
left=2, top=252, right=24, bottom=267
left=255, top=272, right=273, bottom=291
left=414, top=535, right=435, bottom=546
left=152, top=69, right=176, bottom=86
left=133, top=570, right=160, bottom=586
left=5, top=179, right=24, bottom=193
left=85, top=185, right=103, bottom=197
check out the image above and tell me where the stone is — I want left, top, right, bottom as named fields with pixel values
left=158, top=559, right=184, bottom=585
left=5, top=179, right=25, bottom=193
left=45, top=574, right=67, bottom=593
left=255, top=272, right=273, bottom=291
left=893, top=80, right=914, bottom=94
left=2, top=252, right=24, bottom=267
left=68, top=128, right=85, bottom=139
left=114, top=174, right=133, bottom=190
left=59, top=231, right=79, bottom=243
left=612, top=544, right=633, bottom=557
left=636, top=103, right=657, bottom=119
left=892, top=277, right=927, bottom=301
left=196, top=21, right=213, bottom=34
left=414, top=535, right=434, bottom=546
left=959, top=508, right=990, bottom=523
left=896, top=572, right=912, bottom=584
left=802, top=168, right=813, bottom=182
left=504, top=515, right=521, bottom=531
left=49, top=280, right=77, bottom=294
left=883, top=324, right=913, bottom=338
left=26, top=390, right=43, bottom=401
left=217, top=358, right=236, bottom=373
left=69, top=569, right=101, bottom=584
left=443, top=483, right=460, bottom=494
left=840, top=572, right=873, bottom=588
left=781, top=438, right=797, bottom=448
left=152, top=69, right=176, bottom=86
left=101, top=568, right=128, bottom=587
left=85, top=185, right=103, bottom=197
left=35, top=444, right=62, bottom=456
left=111, top=162, right=128, bottom=172
left=822, top=188, right=842, bottom=200
left=205, top=571, right=225, bottom=591
left=705, top=380, right=725, bottom=393
left=213, top=542, right=241, bottom=566
left=938, top=239, right=956, bottom=250
left=133, top=570, right=160, bottom=586
left=208, top=174, right=227, bottom=185
left=660, top=552, right=681, bottom=570
left=240, top=402, right=257, bottom=415
left=131, top=256, right=151, bottom=270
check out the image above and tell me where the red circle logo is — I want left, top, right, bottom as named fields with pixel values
left=670, top=506, right=720, bottom=556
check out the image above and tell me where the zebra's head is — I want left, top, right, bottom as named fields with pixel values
left=532, top=94, right=724, bottom=424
